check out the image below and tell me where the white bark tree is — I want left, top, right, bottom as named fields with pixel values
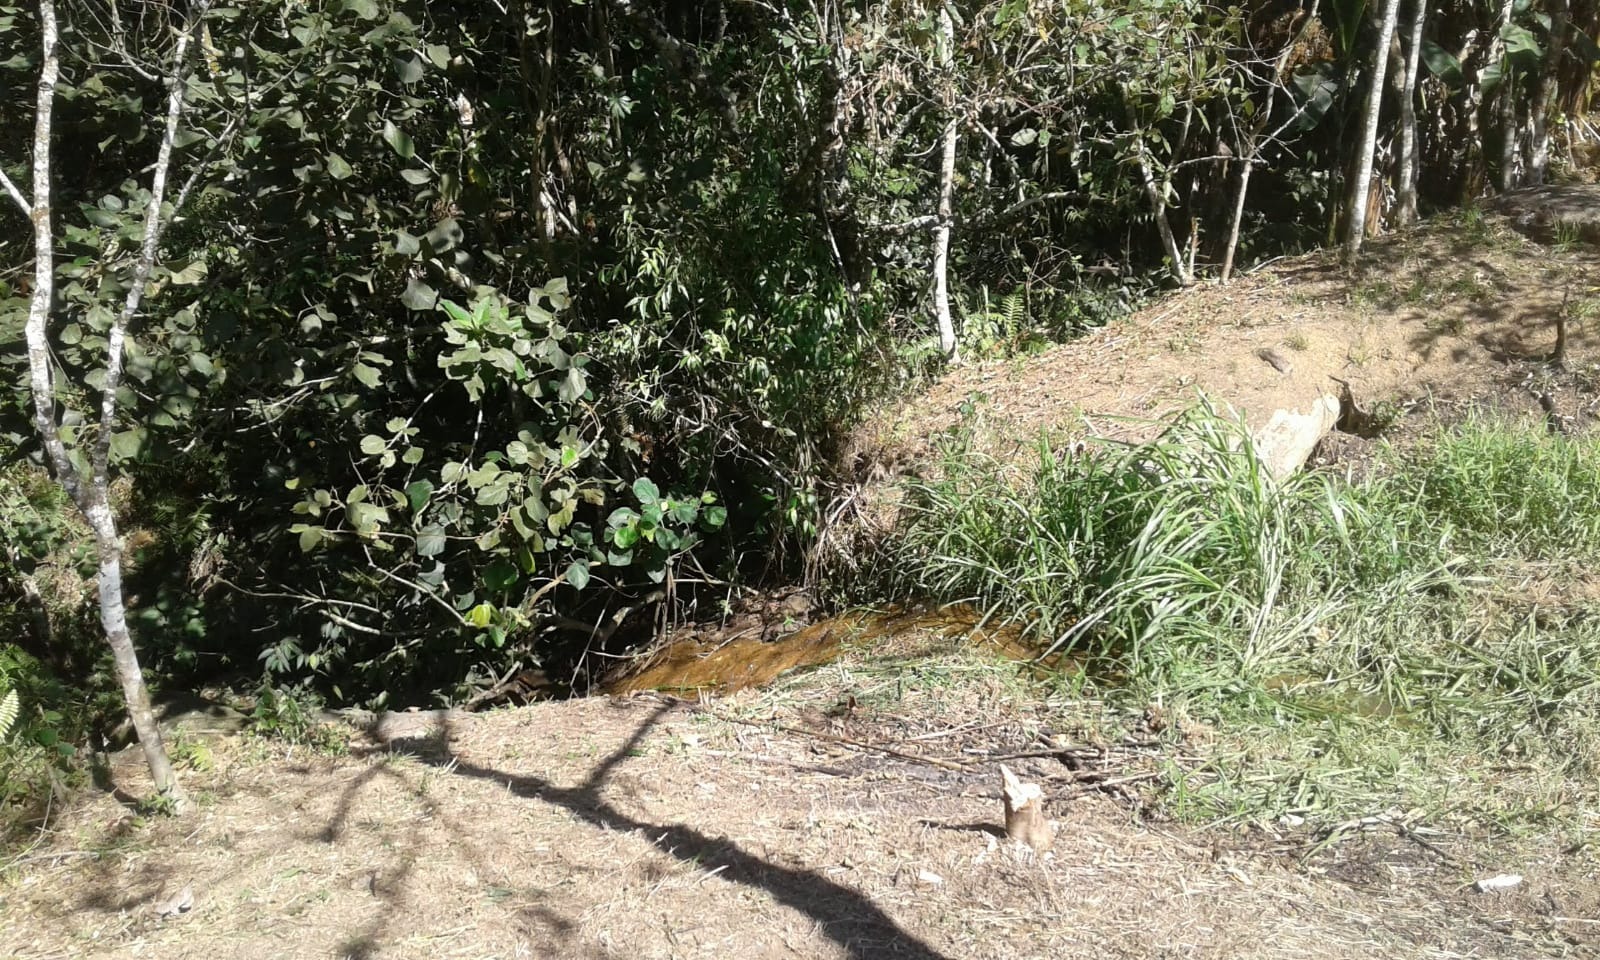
left=3, top=0, right=216, bottom=807
left=1222, top=0, right=1322, bottom=283
left=931, top=4, right=960, bottom=361
left=1394, top=0, right=1429, bottom=225
left=1125, top=91, right=1194, bottom=287
left=1344, top=0, right=1404, bottom=262
left=1528, top=0, right=1570, bottom=185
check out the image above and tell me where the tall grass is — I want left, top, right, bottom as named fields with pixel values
left=881, top=405, right=1600, bottom=825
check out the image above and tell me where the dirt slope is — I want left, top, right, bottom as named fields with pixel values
left=875, top=203, right=1600, bottom=464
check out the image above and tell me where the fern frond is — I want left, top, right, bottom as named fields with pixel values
left=0, top=688, right=18, bottom=743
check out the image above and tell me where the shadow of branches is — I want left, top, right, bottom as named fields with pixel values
left=423, top=700, right=953, bottom=960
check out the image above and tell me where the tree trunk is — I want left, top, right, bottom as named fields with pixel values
left=932, top=116, right=959, bottom=360
left=1395, top=0, right=1428, bottom=225
left=1499, top=69, right=1520, bottom=189
left=1528, top=0, right=1569, bottom=184
left=12, top=0, right=210, bottom=807
left=1344, top=0, right=1404, bottom=262
left=1124, top=91, right=1191, bottom=285
left=1223, top=0, right=1321, bottom=283
left=931, top=7, right=959, bottom=361
left=88, top=501, right=181, bottom=798
left=1493, top=0, right=1520, bottom=190
left=1220, top=157, right=1255, bottom=283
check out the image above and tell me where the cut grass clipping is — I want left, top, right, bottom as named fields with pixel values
left=885, top=404, right=1600, bottom=830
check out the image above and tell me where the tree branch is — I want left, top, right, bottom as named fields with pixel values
left=0, top=169, right=29, bottom=217
left=21, top=0, right=76, bottom=500
left=91, top=0, right=212, bottom=482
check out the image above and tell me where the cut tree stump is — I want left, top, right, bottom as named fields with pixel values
left=1001, top=764, right=1055, bottom=852
left=1250, top=393, right=1341, bottom=480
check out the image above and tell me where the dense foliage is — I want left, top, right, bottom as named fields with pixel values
left=2, top=0, right=1597, bottom=728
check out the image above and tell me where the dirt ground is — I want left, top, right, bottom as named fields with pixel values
left=9, top=196, right=1600, bottom=960
left=869, top=194, right=1600, bottom=472
left=3, top=665, right=1596, bottom=960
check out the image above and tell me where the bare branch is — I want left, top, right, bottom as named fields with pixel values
left=92, top=0, right=212, bottom=481
left=0, top=169, right=29, bottom=218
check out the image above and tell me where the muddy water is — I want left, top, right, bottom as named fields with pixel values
left=603, top=604, right=1069, bottom=696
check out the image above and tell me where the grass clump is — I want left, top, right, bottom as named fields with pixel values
left=880, top=404, right=1600, bottom=830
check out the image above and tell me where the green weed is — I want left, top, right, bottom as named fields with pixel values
left=877, top=404, right=1600, bottom=830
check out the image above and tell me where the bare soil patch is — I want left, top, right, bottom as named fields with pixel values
left=867, top=204, right=1600, bottom=469
left=4, top=638, right=1597, bottom=960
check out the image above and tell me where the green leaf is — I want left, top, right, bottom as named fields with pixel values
left=401, top=278, right=438, bottom=311
left=326, top=153, right=354, bottom=180
left=558, top=366, right=587, bottom=402
left=632, top=476, right=660, bottom=505
left=416, top=525, right=446, bottom=557
left=189, top=352, right=215, bottom=375
left=360, top=434, right=386, bottom=456
left=565, top=560, right=591, bottom=591
left=425, top=43, right=451, bottom=68
left=296, top=525, right=325, bottom=552
left=393, top=55, right=425, bottom=84
left=1420, top=40, right=1464, bottom=87
left=59, top=323, right=82, bottom=345
left=352, top=363, right=382, bottom=388
left=381, top=119, right=416, bottom=159
left=704, top=505, right=728, bottom=530
left=405, top=479, right=434, bottom=513
left=400, top=168, right=432, bottom=185
left=483, top=559, right=518, bottom=592
left=465, top=602, right=495, bottom=628
left=1501, top=23, right=1541, bottom=58
left=110, top=428, right=145, bottom=461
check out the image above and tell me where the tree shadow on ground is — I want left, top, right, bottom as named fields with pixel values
left=312, top=753, right=618, bottom=960
left=420, top=700, right=954, bottom=960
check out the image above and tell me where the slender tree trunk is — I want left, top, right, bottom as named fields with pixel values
left=1223, top=0, right=1322, bottom=283
left=1395, top=0, right=1428, bottom=225
left=1123, top=91, right=1191, bottom=285
left=1492, top=0, right=1520, bottom=190
left=1499, top=68, right=1520, bottom=189
left=1221, top=158, right=1255, bottom=283
left=931, top=6, right=959, bottom=360
left=1344, top=0, right=1404, bottom=262
left=11, top=0, right=211, bottom=806
left=1528, top=0, right=1569, bottom=184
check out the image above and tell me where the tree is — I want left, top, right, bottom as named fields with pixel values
left=1394, top=0, right=1429, bottom=225
left=1527, top=0, right=1570, bottom=185
left=1345, top=0, right=1404, bottom=261
left=4, top=0, right=218, bottom=806
left=930, top=4, right=960, bottom=361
